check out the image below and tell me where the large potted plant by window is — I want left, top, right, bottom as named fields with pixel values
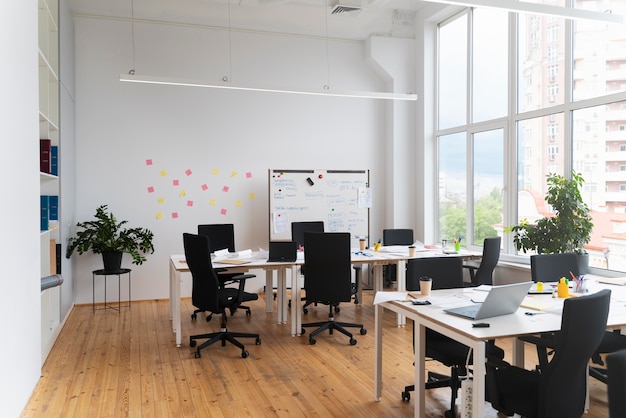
left=507, top=172, right=593, bottom=272
left=66, top=205, right=155, bottom=271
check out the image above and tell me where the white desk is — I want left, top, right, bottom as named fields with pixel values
left=168, top=248, right=478, bottom=347
left=169, top=254, right=301, bottom=347
left=374, top=280, right=626, bottom=417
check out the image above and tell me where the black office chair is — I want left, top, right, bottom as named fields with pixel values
left=607, top=348, right=626, bottom=418
left=290, top=221, right=328, bottom=311
left=401, top=257, right=505, bottom=418
left=522, top=253, right=624, bottom=382
left=462, top=236, right=501, bottom=286
left=300, top=232, right=366, bottom=345
left=382, top=228, right=414, bottom=288
left=196, top=223, right=254, bottom=319
left=183, top=233, right=261, bottom=358
left=485, top=289, right=611, bottom=418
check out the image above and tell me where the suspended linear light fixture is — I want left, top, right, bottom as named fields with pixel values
left=119, top=0, right=417, bottom=101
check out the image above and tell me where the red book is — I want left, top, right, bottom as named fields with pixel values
left=40, top=139, right=51, bottom=173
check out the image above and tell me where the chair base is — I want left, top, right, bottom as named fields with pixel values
left=190, top=327, right=261, bottom=358
left=301, top=319, right=366, bottom=345
left=401, top=369, right=461, bottom=418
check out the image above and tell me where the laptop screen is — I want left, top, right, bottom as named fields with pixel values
left=268, top=241, right=297, bottom=262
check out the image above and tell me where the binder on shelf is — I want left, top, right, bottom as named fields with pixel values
left=50, top=145, right=58, bottom=176
left=56, top=243, right=62, bottom=274
left=49, top=195, right=58, bottom=221
left=40, top=195, right=49, bottom=231
left=40, top=139, right=51, bottom=174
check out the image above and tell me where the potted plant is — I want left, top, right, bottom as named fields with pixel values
left=507, top=171, right=593, bottom=270
left=66, top=205, right=155, bottom=270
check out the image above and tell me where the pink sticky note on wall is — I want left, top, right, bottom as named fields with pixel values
left=220, top=208, right=227, bottom=215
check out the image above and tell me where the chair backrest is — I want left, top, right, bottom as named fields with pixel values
left=607, top=348, right=626, bottom=418
left=303, top=232, right=352, bottom=303
left=183, top=233, right=220, bottom=313
left=406, top=257, right=464, bottom=291
left=197, top=224, right=236, bottom=253
left=291, top=221, right=324, bottom=249
left=383, top=228, right=414, bottom=246
left=530, top=253, right=580, bottom=283
left=472, top=236, right=502, bottom=286
left=537, top=289, right=611, bottom=418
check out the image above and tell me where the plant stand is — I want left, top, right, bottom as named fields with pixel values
left=92, top=268, right=132, bottom=312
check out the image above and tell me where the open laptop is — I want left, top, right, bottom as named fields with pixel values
left=444, top=281, right=533, bottom=320
left=267, top=241, right=297, bottom=262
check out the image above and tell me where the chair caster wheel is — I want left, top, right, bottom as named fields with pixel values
left=191, top=313, right=197, bottom=320
left=444, top=410, right=455, bottom=418
left=246, top=310, right=251, bottom=316
left=350, top=338, right=357, bottom=345
left=190, top=340, right=197, bottom=348
left=301, top=328, right=306, bottom=335
left=309, top=337, right=316, bottom=345
left=206, top=315, right=212, bottom=322
left=194, top=351, right=201, bottom=358
left=401, top=391, right=410, bottom=402
left=334, top=306, right=341, bottom=313
left=360, top=328, right=367, bottom=335
left=303, top=308, right=308, bottom=314
left=256, top=337, right=261, bottom=345
left=242, top=350, right=249, bottom=358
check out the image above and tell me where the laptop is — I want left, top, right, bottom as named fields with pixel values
left=444, top=281, right=533, bottom=320
left=267, top=241, right=297, bottom=262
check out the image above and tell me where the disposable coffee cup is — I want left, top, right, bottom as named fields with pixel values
left=408, top=246, right=416, bottom=257
left=359, top=239, right=367, bottom=251
left=419, top=277, right=432, bottom=296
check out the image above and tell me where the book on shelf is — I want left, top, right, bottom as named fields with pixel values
left=49, top=195, right=58, bottom=221
left=50, top=145, right=58, bottom=176
left=40, top=139, right=51, bottom=174
left=40, top=195, right=49, bottom=231
left=50, top=239, right=57, bottom=275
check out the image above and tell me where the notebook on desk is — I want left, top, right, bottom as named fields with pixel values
left=595, top=276, right=626, bottom=286
left=444, top=281, right=533, bottom=320
left=267, top=241, right=297, bottom=262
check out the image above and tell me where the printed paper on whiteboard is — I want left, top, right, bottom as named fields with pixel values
left=273, top=212, right=289, bottom=234
left=357, top=187, right=372, bottom=208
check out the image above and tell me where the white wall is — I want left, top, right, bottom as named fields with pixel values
left=1, top=2, right=44, bottom=416
left=72, top=16, right=415, bottom=303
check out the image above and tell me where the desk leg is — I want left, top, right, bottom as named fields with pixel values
left=512, top=336, right=524, bottom=367
left=291, top=265, right=301, bottom=336
left=415, top=321, right=426, bottom=417
left=265, top=269, right=273, bottom=313
left=275, top=268, right=284, bottom=324
left=471, top=342, right=486, bottom=417
left=396, top=260, right=406, bottom=327
left=374, top=302, right=383, bottom=401
left=169, top=260, right=182, bottom=348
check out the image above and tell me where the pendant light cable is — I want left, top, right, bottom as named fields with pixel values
left=129, top=0, right=135, bottom=75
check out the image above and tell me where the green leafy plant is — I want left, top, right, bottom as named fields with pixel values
left=507, top=172, right=593, bottom=255
left=66, top=205, right=155, bottom=265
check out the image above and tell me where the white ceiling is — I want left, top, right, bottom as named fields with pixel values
left=69, top=0, right=429, bottom=40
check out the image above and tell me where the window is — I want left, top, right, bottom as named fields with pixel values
left=547, top=45, right=559, bottom=62
left=438, top=13, right=468, bottom=129
left=434, top=1, right=626, bottom=273
left=547, top=25, right=559, bottom=42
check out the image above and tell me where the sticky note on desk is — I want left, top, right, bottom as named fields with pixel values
left=521, top=297, right=554, bottom=311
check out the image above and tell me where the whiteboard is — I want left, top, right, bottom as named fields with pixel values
left=268, top=169, right=370, bottom=248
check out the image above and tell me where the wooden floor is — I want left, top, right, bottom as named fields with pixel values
left=22, top=291, right=610, bottom=417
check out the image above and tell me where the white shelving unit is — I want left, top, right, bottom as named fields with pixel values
left=39, top=0, right=61, bottom=365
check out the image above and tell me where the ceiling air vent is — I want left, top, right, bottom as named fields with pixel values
left=330, top=4, right=362, bottom=14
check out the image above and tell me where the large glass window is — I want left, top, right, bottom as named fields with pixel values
left=473, top=130, right=504, bottom=245
left=438, top=133, right=467, bottom=244
left=435, top=1, right=626, bottom=272
left=438, top=13, right=468, bottom=129
left=472, top=8, right=508, bottom=122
